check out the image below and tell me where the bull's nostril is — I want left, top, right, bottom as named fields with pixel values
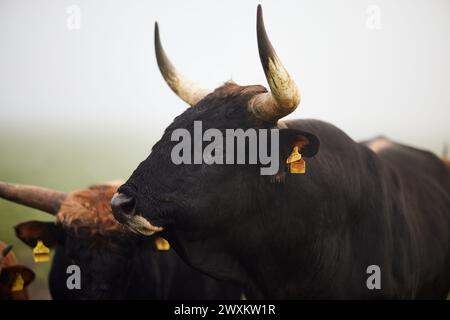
left=111, top=193, right=136, bottom=218
left=121, top=198, right=136, bottom=215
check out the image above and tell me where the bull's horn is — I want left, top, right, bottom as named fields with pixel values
left=0, top=182, right=66, bottom=215
left=154, top=22, right=210, bottom=107
left=1, top=244, right=13, bottom=257
left=249, top=5, right=300, bottom=123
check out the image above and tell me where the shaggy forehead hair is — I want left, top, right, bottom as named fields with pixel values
left=57, top=183, right=126, bottom=235
left=0, top=242, right=17, bottom=267
left=194, top=82, right=268, bottom=110
left=207, top=82, right=267, bottom=99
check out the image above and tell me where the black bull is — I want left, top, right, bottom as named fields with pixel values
left=113, top=86, right=450, bottom=299
left=110, top=5, right=450, bottom=299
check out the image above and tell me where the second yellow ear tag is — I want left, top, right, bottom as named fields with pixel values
left=155, top=237, right=170, bottom=251
left=11, top=273, right=24, bottom=292
left=287, top=146, right=306, bottom=174
left=33, top=240, right=50, bottom=263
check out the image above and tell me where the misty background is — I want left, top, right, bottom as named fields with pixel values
left=0, top=0, right=449, bottom=299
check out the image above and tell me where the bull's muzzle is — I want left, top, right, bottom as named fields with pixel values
left=111, top=193, right=163, bottom=236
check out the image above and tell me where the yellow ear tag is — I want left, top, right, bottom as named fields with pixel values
left=11, top=273, right=24, bottom=292
left=286, top=146, right=306, bottom=174
left=33, top=240, right=50, bottom=263
left=155, top=237, right=170, bottom=251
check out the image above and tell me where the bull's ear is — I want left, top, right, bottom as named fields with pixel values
left=279, top=128, right=320, bottom=158
left=14, top=221, right=64, bottom=248
left=0, top=265, right=35, bottom=288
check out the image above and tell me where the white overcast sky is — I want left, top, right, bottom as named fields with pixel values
left=0, top=0, right=449, bottom=153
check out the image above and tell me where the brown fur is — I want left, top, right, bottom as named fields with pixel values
left=0, top=242, right=32, bottom=300
left=0, top=242, right=18, bottom=268
left=57, top=183, right=126, bottom=235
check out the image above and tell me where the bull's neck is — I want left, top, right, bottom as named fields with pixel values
left=241, top=143, right=385, bottom=298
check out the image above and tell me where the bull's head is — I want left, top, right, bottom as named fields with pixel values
left=111, top=5, right=320, bottom=293
left=0, top=181, right=157, bottom=299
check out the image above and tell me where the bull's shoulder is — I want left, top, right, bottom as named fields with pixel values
left=362, top=137, right=450, bottom=210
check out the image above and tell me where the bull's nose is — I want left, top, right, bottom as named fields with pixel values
left=111, top=193, right=136, bottom=220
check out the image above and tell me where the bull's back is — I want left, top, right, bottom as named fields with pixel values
left=364, top=137, right=450, bottom=298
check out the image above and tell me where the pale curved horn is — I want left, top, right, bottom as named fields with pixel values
left=0, top=182, right=66, bottom=215
left=154, top=22, right=210, bottom=107
left=249, top=5, right=300, bottom=123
